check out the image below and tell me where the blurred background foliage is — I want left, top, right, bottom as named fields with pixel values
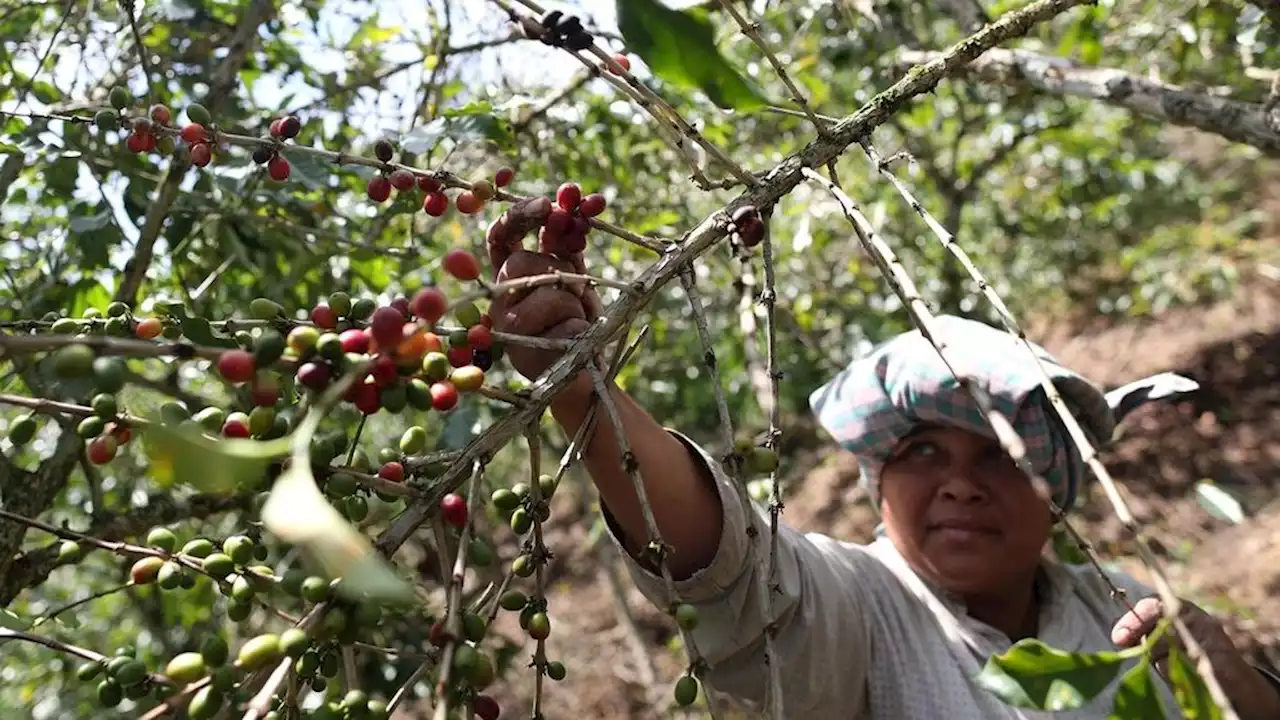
left=1, top=0, right=1277, bottom=716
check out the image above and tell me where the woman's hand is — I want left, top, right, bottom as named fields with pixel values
left=1112, top=596, right=1280, bottom=718
left=484, top=196, right=603, bottom=394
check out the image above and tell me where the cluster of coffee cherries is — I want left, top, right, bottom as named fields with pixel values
left=531, top=10, right=593, bottom=51
left=535, top=181, right=607, bottom=258
left=365, top=138, right=516, bottom=218
left=21, top=307, right=147, bottom=465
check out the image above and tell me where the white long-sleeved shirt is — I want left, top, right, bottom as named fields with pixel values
left=602, top=431, right=1183, bottom=718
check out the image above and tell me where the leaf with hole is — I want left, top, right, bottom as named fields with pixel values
left=615, top=0, right=769, bottom=110
left=140, top=422, right=291, bottom=492
left=973, top=638, right=1140, bottom=710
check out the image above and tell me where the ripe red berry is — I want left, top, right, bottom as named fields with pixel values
left=431, top=381, right=459, bottom=411
left=479, top=313, right=493, bottom=329
left=440, top=493, right=467, bottom=528
left=135, top=317, right=163, bottom=339
left=268, top=155, right=291, bottom=181
left=339, top=328, right=370, bottom=354
left=269, top=118, right=284, bottom=137
left=494, top=167, right=515, bottom=188
left=473, top=695, right=501, bottom=720
left=222, top=416, right=250, bottom=438
left=190, top=142, right=212, bottom=167
left=126, top=133, right=148, bottom=154
left=609, top=53, right=632, bottom=74
left=416, top=174, right=441, bottom=193
left=429, top=620, right=452, bottom=647
left=446, top=346, right=472, bottom=368
left=149, top=104, right=172, bottom=124
left=556, top=182, right=582, bottom=211
left=560, top=228, right=588, bottom=256
left=134, top=118, right=154, bottom=135
left=391, top=296, right=411, bottom=318
left=442, top=249, right=481, bottom=282
left=455, top=191, right=484, bottom=215
left=310, top=304, right=337, bottom=329
left=351, top=381, right=380, bottom=415
left=389, top=169, right=415, bottom=191
left=280, top=115, right=301, bottom=139
left=732, top=205, right=765, bottom=248
left=370, top=353, right=399, bottom=387
left=409, top=288, right=449, bottom=323
left=378, top=461, right=405, bottom=483
left=180, top=123, right=206, bottom=144
left=217, top=350, right=255, bottom=384
left=545, top=207, right=574, bottom=235
left=369, top=306, right=405, bottom=349
left=367, top=175, right=392, bottom=203
left=87, top=435, right=117, bottom=465
left=466, top=325, right=492, bottom=350
left=423, top=191, right=448, bottom=217
left=110, top=423, right=132, bottom=445
left=579, top=193, right=606, bottom=218
left=142, top=134, right=157, bottom=152
left=296, top=361, right=330, bottom=391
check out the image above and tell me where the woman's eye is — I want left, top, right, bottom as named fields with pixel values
left=901, top=440, right=939, bottom=459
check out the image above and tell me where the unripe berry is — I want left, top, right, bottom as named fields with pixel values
left=367, top=175, right=391, bottom=203
left=222, top=415, right=251, bottom=438
left=470, top=179, right=495, bottom=201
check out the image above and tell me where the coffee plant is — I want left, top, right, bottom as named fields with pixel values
left=2, top=0, right=1276, bottom=718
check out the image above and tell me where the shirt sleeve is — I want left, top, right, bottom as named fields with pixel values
left=600, top=429, right=876, bottom=716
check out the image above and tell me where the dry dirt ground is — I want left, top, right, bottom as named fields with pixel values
left=396, top=278, right=1280, bottom=719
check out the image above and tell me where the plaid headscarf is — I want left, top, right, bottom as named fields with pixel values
left=808, top=316, right=1115, bottom=511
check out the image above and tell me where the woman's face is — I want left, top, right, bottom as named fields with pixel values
left=879, top=424, right=1053, bottom=598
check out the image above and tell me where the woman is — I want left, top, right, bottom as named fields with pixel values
left=484, top=198, right=1280, bottom=718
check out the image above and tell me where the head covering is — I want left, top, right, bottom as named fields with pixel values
left=808, top=315, right=1114, bottom=511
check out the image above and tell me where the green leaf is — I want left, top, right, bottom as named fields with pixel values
left=1051, top=525, right=1090, bottom=565
left=179, top=315, right=233, bottom=348
left=140, top=422, right=291, bottom=493
left=974, top=638, right=1138, bottom=710
left=31, top=81, right=61, bottom=104
left=0, top=608, right=31, bottom=631
left=1195, top=481, right=1244, bottom=524
left=69, top=210, right=112, bottom=234
left=401, top=102, right=512, bottom=153
left=1168, top=647, right=1224, bottom=719
left=616, top=0, right=769, bottom=110
left=281, top=148, right=331, bottom=190
left=261, top=458, right=413, bottom=605
left=1108, top=657, right=1170, bottom=719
